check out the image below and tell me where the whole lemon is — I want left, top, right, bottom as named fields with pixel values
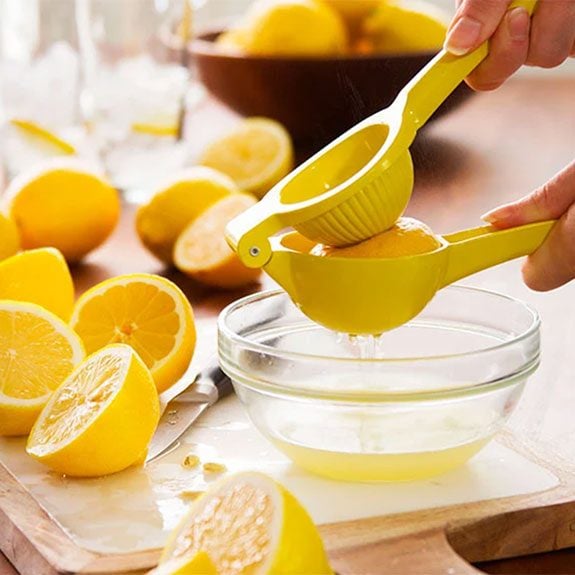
left=3, top=159, right=120, bottom=263
left=363, top=0, right=448, bottom=54
left=240, top=0, right=348, bottom=56
left=136, top=167, right=239, bottom=264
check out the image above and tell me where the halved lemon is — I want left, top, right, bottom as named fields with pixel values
left=159, top=472, right=332, bottom=575
left=0, top=213, right=20, bottom=261
left=312, top=217, right=442, bottom=258
left=174, top=193, right=262, bottom=289
left=0, top=248, right=75, bottom=321
left=0, top=301, right=85, bottom=436
left=199, top=118, right=294, bottom=199
left=136, top=167, right=239, bottom=264
left=27, top=344, right=159, bottom=477
left=70, top=274, right=196, bottom=393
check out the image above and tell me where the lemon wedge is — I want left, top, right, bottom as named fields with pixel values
left=27, top=344, right=159, bottom=477
left=0, top=301, right=84, bottom=436
left=70, top=274, right=196, bottom=393
left=200, top=118, right=294, bottom=199
left=159, top=471, right=333, bottom=575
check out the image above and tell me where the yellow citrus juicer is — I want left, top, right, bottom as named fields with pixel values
left=227, top=0, right=538, bottom=266
left=262, top=220, right=554, bottom=335
left=225, top=0, right=543, bottom=335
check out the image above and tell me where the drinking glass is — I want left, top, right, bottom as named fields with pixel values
left=0, top=0, right=84, bottom=182
left=76, top=0, right=206, bottom=203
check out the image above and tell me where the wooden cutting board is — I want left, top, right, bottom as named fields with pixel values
left=2, top=391, right=575, bottom=575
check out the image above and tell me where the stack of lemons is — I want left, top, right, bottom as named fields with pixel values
left=0, top=166, right=198, bottom=477
left=136, top=116, right=294, bottom=289
left=216, top=0, right=448, bottom=56
left=0, top=111, right=296, bottom=476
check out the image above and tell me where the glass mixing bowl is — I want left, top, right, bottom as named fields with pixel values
left=218, top=286, right=540, bottom=482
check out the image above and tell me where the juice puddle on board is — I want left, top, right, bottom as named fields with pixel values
left=270, top=436, right=492, bottom=482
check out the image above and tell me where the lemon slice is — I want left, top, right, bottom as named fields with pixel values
left=27, top=344, right=159, bottom=477
left=0, top=301, right=85, bottom=436
left=3, top=159, right=120, bottom=263
left=136, top=167, right=239, bottom=264
left=0, top=214, right=20, bottom=261
left=132, top=123, right=179, bottom=138
left=149, top=552, right=217, bottom=575
left=200, top=118, right=294, bottom=199
left=0, top=248, right=75, bottom=321
left=10, top=119, right=76, bottom=156
left=70, top=274, right=196, bottom=393
left=174, top=193, right=261, bottom=289
left=159, top=472, right=332, bottom=575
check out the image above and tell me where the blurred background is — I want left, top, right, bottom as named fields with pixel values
left=1, top=0, right=574, bottom=202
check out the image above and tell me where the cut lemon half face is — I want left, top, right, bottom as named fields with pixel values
left=199, top=117, right=294, bottom=199
left=70, top=274, right=196, bottom=392
left=160, top=472, right=333, bottom=575
left=0, top=301, right=84, bottom=436
left=173, top=193, right=261, bottom=289
left=27, top=344, right=160, bottom=477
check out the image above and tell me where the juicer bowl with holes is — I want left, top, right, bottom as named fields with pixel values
left=218, top=286, right=540, bottom=482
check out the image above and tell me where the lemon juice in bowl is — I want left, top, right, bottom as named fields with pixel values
left=219, top=287, right=540, bottom=482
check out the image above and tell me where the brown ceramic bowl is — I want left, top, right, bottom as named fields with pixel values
left=190, top=31, right=473, bottom=147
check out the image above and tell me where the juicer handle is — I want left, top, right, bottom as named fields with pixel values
left=400, top=0, right=538, bottom=129
left=440, top=219, right=555, bottom=287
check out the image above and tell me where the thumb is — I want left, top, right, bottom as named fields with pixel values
left=445, top=0, right=510, bottom=55
left=482, top=160, right=575, bottom=228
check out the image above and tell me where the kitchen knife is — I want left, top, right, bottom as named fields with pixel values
left=146, top=360, right=233, bottom=463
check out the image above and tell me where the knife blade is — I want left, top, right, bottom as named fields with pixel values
left=146, top=360, right=233, bottom=463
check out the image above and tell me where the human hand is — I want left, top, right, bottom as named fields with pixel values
left=482, top=160, right=575, bottom=290
left=444, top=0, right=575, bottom=91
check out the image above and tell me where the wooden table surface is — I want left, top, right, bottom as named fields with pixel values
left=2, top=75, right=575, bottom=574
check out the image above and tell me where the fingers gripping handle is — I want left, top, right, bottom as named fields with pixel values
left=441, top=220, right=554, bottom=288
left=402, top=0, right=538, bottom=128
